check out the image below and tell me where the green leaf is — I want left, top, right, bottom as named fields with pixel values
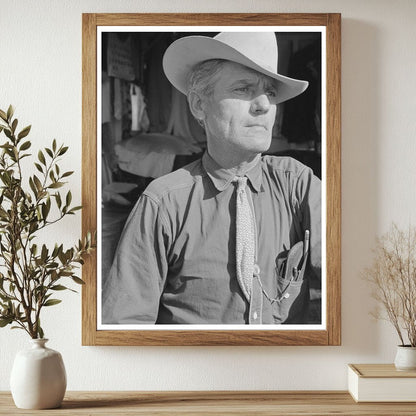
left=54, top=244, right=63, bottom=259
left=0, top=109, right=7, bottom=121
left=38, top=190, right=47, bottom=200
left=43, top=299, right=62, bottom=307
left=0, top=173, right=9, bottom=186
left=4, top=129, right=12, bottom=140
left=38, top=150, right=46, bottom=165
left=61, top=171, right=74, bottom=178
left=50, top=270, right=58, bottom=281
left=17, top=125, right=31, bottom=140
left=11, top=118, right=18, bottom=133
left=0, top=317, right=13, bottom=327
left=52, top=139, right=57, bottom=152
left=0, top=292, right=12, bottom=302
left=65, top=191, right=72, bottom=207
left=55, top=192, right=62, bottom=208
left=45, top=148, right=53, bottom=158
left=34, top=162, right=43, bottom=173
left=52, top=243, right=60, bottom=258
left=48, top=182, right=64, bottom=189
left=19, top=140, right=31, bottom=151
left=41, top=244, right=48, bottom=262
left=38, top=325, right=44, bottom=339
left=69, top=206, right=82, bottom=213
left=58, top=146, right=68, bottom=156
left=0, top=142, right=12, bottom=150
left=41, top=202, right=50, bottom=220
left=33, top=175, right=43, bottom=192
left=72, top=276, right=85, bottom=285
left=29, top=222, right=39, bottom=234
left=29, top=177, right=37, bottom=197
left=6, top=105, right=14, bottom=122
left=50, top=285, right=68, bottom=291
left=58, top=250, right=67, bottom=264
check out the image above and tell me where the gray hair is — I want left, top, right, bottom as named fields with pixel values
left=186, top=59, right=227, bottom=101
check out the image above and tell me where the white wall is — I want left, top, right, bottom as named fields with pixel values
left=1, top=0, right=416, bottom=391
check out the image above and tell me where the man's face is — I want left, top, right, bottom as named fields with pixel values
left=201, top=61, right=278, bottom=160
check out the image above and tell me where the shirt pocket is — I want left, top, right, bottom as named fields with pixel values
left=272, top=274, right=309, bottom=324
left=272, top=237, right=310, bottom=324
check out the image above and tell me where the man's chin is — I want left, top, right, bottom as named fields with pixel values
left=246, top=138, right=272, bottom=154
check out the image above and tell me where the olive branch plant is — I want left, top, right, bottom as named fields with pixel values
left=362, top=223, right=416, bottom=347
left=0, top=105, right=95, bottom=339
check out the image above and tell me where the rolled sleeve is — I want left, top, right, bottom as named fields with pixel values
left=102, top=195, right=169, bottom=324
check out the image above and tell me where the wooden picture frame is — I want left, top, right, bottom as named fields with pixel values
left=82, top=13, right=341, bottom=346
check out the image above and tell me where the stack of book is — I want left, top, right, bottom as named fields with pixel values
left=348, top=364, right=416, bottom=402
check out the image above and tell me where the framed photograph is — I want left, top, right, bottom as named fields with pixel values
left=82, top=13, right=341, bottom=346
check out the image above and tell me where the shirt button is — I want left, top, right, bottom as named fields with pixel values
left=253, top=312, right=258, bottom=320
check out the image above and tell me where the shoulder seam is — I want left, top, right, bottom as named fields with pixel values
left=263, top=155, right=308, bottom=178
left=144, top=175, right=203, bottom=203
left=139, top=193, right=171, bottom=234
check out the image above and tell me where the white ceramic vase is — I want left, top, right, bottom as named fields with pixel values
left=10, top=338, right=67, bottom=409
left=394, top=345, right=416, bottom=371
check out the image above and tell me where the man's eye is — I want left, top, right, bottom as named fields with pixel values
left=235, top=87, right=249, bottom=93
left=266, top=89, right=277, bottom=97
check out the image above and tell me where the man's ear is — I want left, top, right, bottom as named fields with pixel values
left=188, top=91, right=206, bottom=122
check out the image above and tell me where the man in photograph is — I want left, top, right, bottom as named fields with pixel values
left=102, top=31, right=321, bottom=325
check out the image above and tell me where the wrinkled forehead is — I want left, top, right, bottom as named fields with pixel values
left=218, top=60, right=278, bottom=88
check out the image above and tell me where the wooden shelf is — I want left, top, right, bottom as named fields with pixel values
left=2, top=391, right=416, bottom=415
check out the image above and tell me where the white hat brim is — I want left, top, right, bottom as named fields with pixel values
left=162, top=35, right=309, bottom=104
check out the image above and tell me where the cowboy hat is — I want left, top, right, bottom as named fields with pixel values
left=162, top=32, right=308, bottom=104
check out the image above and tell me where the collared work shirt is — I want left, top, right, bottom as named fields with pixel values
left=102, top=153, right=321, bottom=324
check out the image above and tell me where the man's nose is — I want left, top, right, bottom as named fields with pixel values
left=250, top=93, right=271, bottom=114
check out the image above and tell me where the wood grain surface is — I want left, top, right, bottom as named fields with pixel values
left=325, top=13, right=342, bottom=347
left=2, top=391, right=416, bottom=415
left=82, top=12, right=98, bottom=347
left=350, top=364, right=416, bottom=378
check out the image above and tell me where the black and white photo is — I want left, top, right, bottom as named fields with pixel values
left=100, top=30, right=323, bottom=326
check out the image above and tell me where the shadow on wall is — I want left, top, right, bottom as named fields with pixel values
left=341, top=19, right=382, bottom=356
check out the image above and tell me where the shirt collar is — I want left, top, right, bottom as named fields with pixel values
left=202, top=151, right=262, bottom=193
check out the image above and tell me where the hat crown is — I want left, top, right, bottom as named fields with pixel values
left=162, top=31, right=308, bottom=103
left=214, top=32, right=278, bottom=73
